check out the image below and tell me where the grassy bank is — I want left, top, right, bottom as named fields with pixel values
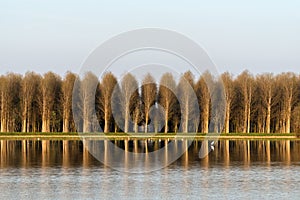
left=0, top=132, right=298, bottom=140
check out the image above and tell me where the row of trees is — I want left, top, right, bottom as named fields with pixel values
left=0, top=70, right=299, bottom=133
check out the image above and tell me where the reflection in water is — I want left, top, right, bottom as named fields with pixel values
left=1, top=139, right=300, bottom=199
left=0, top=139, right=300, bottom=168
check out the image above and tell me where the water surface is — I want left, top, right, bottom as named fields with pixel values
left=0, top=140, right=299, bottom=199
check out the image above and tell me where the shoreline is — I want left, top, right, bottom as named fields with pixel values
left=0, top=133, right=298, bottom=140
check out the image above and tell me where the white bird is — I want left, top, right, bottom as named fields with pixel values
left=199, top=140, right=216, bottom=158
left=210, top=141, right=215, bottom=151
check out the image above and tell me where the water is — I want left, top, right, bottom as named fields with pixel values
left=1, top=140, right=300, bottom=199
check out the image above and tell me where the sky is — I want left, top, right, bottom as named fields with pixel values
left=0, top=0, right=299, bottom=77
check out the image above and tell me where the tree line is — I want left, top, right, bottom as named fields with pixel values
left=0, top=70, right=299, bottom=133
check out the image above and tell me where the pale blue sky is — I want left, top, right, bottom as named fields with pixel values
left=0, top=0, right=299, bottom=76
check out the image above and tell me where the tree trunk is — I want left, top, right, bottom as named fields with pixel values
left=1, top=92, right=7, bottom=132
left=84, top=116, right=89, bottom=133
left=133, top=109, right=139, bottom=133
left=174, top=119, right=178, bottom=133
left=266, top=100, right=271, bottom=134
left=203, top=116, right=209, bottom=133
left=124, top=107, right=129, bottom=133
left=1, top=114, right=6, bottom=133
left=32, top=112, right=37, bottom=132
left=184, top=102, right=189, bottom=133
left=224, top=102, right=230, bottom=133
left=243, top=103, right=248, bottom=133
left=247, top=102, right=251, bottom=133
left=22, top=101, right=27, bottom=133
left=202, top=100, right=209, bottom=133
left=194, top=119, right=199, bottom=133
left=27, top=112, right=30, bottom=132
left=134, top=119, right=138, bottom=133
left=164, top=117, right=168, bottom=133
left=104, top=110, right=109, bottom=133
left=63, top=113, right=70, bottom=133
left=144, top=112, right=149, bottom=133
left=164, top=103, right=169, bottom=133
left=1, top=114, right=7, bottom=132
left=286, top=99, right=292, bottom=133
left=154, top=119, right=158, bottom=133
left=42, top=96, right=50, bottom=133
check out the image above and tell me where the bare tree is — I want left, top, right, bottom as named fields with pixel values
left=277, top=73, right=298, bottom=133
left=0, top=73, right=22, bottom=132
left=21, top=72, right=41, bottom=132
left=236, top=71, right=254, bottom=133
left=119, top=73, right=139, bottom=133
left=221, top=72, right=234, bottom=133
left=177, top=71, right=198, bottom=133
left=255, top=73, right=275, bottom=133
left=0, top=75, right=7, bottom=132
left=252, top=80, right=266, bottom=133
left=195, top=72, right=212, bottom=133
left=62, top=72, right=77, bottom=132
left=210, top=77, right=226, bottom=133
left=99, top=72, right=119, bottom=133
left=79, top=72, right=99, bottom=133
left=294, top=75, right=300, bottom=133
left=132, top=96, right=142, bottom=133
left=271, top=78, right=285, bottom=133
left=41, top=72, right=62, bottom=133
left=141, top=74, right=157, bottom=133
left=158, top=73, right=177, bottom=133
